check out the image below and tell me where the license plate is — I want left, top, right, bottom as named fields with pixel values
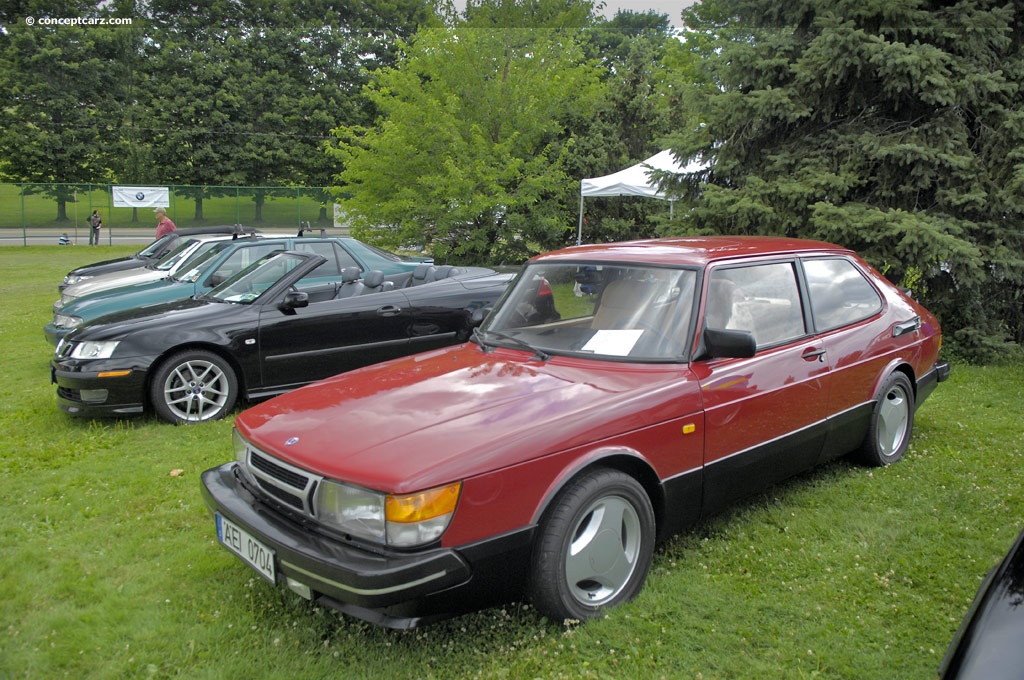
left=216, top=513, right=276, bottom=582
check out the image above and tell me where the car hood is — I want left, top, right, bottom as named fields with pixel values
left=237, top=344, right=698, bottom=493
left=62, top=278, right=193, bottom=321
left=66, top=297, right=238, bottom=344
left=72, top=253, right=145, bottom=271
left=63, top=267, right=167, bottom=299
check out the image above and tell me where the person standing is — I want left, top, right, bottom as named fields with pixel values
left=88, top=210, right=101, bottom=245
left=154, top=207, right=177, bottom=239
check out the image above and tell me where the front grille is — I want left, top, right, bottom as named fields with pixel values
left=57, top=386, right=81, bottom=401
left=254, top=478, right=306, bottom=511
left=244, top=446, right=320, bottom=516
left=251, top=452, right=308, bottom=488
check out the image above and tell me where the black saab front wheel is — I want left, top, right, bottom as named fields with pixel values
left=529, top=468, right=655, bottom=622
left=149, top=350, right=238, bottom=424
left=858, top=371, right=915, bottom=467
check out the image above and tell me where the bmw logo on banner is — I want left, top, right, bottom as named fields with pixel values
left=112, top=185, right=171, bottom=208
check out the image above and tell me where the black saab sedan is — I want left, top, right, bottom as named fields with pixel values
left=52, top=251, right=513, bottom=424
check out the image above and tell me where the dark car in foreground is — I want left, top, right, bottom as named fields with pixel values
left=939, top=526, right=1024, bottom=679
left=201, top=236, right=949, bottom=628
left=59, top=226, right=251, bottom=290
left=52, top=251, right=512, bottom=424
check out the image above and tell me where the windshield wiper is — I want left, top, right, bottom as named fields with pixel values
left=472, top=327, right=550, bottom=361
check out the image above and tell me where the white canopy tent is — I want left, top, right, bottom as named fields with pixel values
left=577, top=150, right=706, bottom=245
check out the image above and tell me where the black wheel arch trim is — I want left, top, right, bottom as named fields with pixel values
left=527, top=448, right=667, bottom=542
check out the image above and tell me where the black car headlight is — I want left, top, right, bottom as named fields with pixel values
left=67, top=340, right=120, bottom=360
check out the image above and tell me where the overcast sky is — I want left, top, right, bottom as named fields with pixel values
left=600, top=0, right=693, bottom=27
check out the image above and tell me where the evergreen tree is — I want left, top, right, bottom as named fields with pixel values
left=670, top=0, right=1024, bottom=361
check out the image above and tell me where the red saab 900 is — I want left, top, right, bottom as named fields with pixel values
left=201, top=237, right=949, bottom=628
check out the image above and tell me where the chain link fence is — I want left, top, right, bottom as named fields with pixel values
left=0, top=183, right=344, bottom=245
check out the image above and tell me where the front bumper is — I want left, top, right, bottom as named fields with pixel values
left=200, top=462, right=534, bottom=628
left=44, top=322, right=74, bottom=346
left=51, top=358, right=149, bottom=417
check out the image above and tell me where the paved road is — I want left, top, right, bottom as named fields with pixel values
left=0, top=228, right=153, bottom=246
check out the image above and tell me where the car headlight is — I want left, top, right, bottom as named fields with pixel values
left=64, top=274, right=91, bottom=286
left=56, top=293, right=77, bottom=309
left=315, top=480, right=461, bottom=547
left=233, top=429, right=248, bottom=465
left=68, top=340, right=120, bottom=360
left=53, top=313, right=83, bottom=329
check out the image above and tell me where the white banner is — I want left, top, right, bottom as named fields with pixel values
left=112, top=186, right=170, bottom=208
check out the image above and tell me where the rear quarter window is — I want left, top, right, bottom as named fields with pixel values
left=803, top=258, right=883, bottom=332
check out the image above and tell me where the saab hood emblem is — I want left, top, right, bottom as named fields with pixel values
left=285, top=437, right=300, bottom=446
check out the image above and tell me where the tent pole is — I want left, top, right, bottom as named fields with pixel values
left=577, top=190, right=584, bottom=246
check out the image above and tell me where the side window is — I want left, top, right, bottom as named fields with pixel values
left=211, top=244, right=281, bottom=281
left=803, top=258, right=883, bottom=331
left=294, top=242, right=342, bottom=278
left=294, top=241, right=349, bottom=277
left=706, top=262, right=806, bottom=348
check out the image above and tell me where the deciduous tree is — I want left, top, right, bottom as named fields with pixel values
left=329, top=0, right=604, bottom=263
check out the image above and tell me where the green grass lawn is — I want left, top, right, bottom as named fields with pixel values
left=2, top=246, right=1022, bottom=679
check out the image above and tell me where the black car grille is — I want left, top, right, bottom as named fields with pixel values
left=57, top=386, right=81, bottom=401
left=243, top=447, right=319, bottom=516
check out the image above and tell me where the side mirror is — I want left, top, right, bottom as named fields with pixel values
left=279, top=290, right=309, bottom=312
left=470, top=306, right=491, bottom=327
left=701, top=327, right=756, bottom=359
left=206, top=273, right=226, bottom=288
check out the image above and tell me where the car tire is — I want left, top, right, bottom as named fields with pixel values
left=857, top=371, right=915, bottom=466
left=528, top=468, right=655, bottom=622
left=149, top=349, right=238, bottom=424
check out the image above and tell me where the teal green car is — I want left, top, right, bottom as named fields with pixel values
left=45, top=235, right=426, bottom=345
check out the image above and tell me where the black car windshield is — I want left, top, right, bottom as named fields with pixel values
left=480, top=263, right=698, bottom=361
left=207, top=251, right=301, bottom=303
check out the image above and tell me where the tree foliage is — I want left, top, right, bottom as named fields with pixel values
left=0, top=0, right=429, bottom=221
left=329, top=0, right=605, bottom=263
left=0, top=1, right=130, bottom=219
left=669, top=0, right=1024, bottom=361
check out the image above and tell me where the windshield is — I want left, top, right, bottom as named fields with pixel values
left=173, top=241, right=233, bottom=282
left=480, top=263, right=698, bottom=361
left=153, top=238, right=200, bottom=271
left=208, top=251, right=302, bottom=303
left=138, top=233, right=176, bottom=258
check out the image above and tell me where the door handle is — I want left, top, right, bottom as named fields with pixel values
left=376, top=305, right=402, bottom=317
left=801, top=347, right=826, bottom=362
left=892, top=316, right=921, bottom=337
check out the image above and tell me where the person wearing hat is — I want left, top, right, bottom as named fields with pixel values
left=154, top=207, right=177, bottom=239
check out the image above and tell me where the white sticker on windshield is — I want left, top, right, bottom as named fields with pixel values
left=582, top=329, right=644, bottom=356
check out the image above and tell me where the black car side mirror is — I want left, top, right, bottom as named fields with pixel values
left=279, top=290, right=309, bottom=312
left=701, top=327, right=756, bottom=359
